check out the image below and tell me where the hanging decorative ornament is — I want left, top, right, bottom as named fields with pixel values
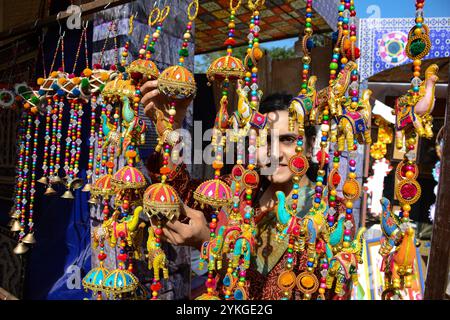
left=194, top=1, right=244, bottom=300
left=143, top=1, right=199, bottom=300
left=381, top=0, right=438, bottom=300
left=272, top=0, right=316, bottom=301
left=36, top=32, right=67, bottom=194
left=325, top=0, right=367, bottom=300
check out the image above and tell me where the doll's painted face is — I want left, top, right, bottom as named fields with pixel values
left=257, top=110, right=300, bottom=185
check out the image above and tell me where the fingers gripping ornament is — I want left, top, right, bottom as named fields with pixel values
left=142, top=0, right=199, bottom=300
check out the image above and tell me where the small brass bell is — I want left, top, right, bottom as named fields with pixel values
left=52, top=175, right=62, bottom=184
left=13, top=242, right=29, bottom=255
left=62, top=190, right=75, bottom=199
left=88, top=196, right=99, bottom=205
left=71, top=177, right=84, bottom=190
left=44, top=186, right=57, bottom=196
left=10, top=210, right=20, bottom=219
left=10, top=219, right=21, bottom=232
left=82, top=183, right=91, bottom=192
left=37, top=176, right=48, bottom=184
left=22, top=232, right=36, bottom=244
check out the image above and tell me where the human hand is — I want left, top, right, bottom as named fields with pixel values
left=140, top=79, right=193, bottom=130
left=160, top=203, right=210, bottom=250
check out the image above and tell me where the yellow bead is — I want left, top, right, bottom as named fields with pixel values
left=252, top=67, right=258, bottom=73
left=413, top=59, right=422, bottom=67
left=349, top=172, right=356, bottom=179
left=403, top=204, right=411, bottom=212
left=346, top=201, right=353, bottom=209
left=152, top=292, right=158, bottom=297
left=343, top=242, right=350, bottom=248
left=350, top=36, right=357, bottom=42
left=227, top=268, right=233, bottom=273
left=414, top=28, right=422, bottom=36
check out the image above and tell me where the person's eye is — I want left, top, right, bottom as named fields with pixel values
left=280, top=136, right=297, bottom=144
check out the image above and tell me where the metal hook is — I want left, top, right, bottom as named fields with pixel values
left=56, top=12, right=62, bottom=35
left=33, top=18, right=40, bottom=30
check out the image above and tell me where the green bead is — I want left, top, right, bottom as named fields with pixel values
left=118, top=65, right=125, bottom=73
left=323, top=115, right=329, bottom=120
left=301, top=83, right=307, bottom=89
left=81, top=78, right=90, bottom=89
left=305, top=22, right=311, bottom=28
left=330, top=196, right=335, bottom=201
left=330, top=62, right=338, bottom=70
left=99, top=84, right=105, bottom=92
left=31, top=96, right=40, bottom=105
left=148, top=46, right=155, bottom=53
left=179, top=48, right=189, bottom=57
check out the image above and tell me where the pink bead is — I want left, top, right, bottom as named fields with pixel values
left=344, top=230, right=351, bottom=235
left=349, top=159, right=356, bottom=166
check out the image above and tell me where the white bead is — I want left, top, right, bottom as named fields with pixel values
left=183, top=33, right=191, bottom=40
left=139, top=49, right=146, bottom=55
left=153, top=32, right=159, bottom=38
left=321, top=124, right=330, bottom=132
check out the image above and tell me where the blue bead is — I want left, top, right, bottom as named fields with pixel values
left=225, top=295, right=230, bottom=299
left=352, top=70, right=358, bottom=75
left=344, top=236, right=351, bottom=241
left=57, top=89, right=65, bottom=96
left=244, top=213, right=251, bottom=219
left=292, top=194, right=298, bottom=199
left=38, top=89, right=45, bottom=96
left=307, top=262, right=314, bottom=267
left=333, top=54, right=339, bottom=59
left=72, top=88, right=81, bottom=96
left=321, top=136, right=327, bottom=142
left=346, top=209, right=352, bottom=214
left=293, top=184, right=299, bottom=189
left=317, top=176, right=323, bottom=182
left=339, top=5, right=345, bottom=11
left=287, top=258, right=293, bottom=263
left=413, top=86, right=419, bottom=92
left=304, top=64, right=309, bottom=70
left=315, top=198, right=321, bottom=203
left=297, top=141, right=303, bottom=146
left=416, top=23, right=423, bottom=28
left=352, top=97, right=358, bottom=102
left=343, top=18, right=349, bottom=24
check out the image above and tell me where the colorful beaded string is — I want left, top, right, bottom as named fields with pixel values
left=17, top=113, right=33, bottom=244
left=23, top=114, right=40, bottom=244
left=340, top=0, right=360, bottom=251
left=11, top=113, right=26, bottom=228
left=278, top=0, right=314, bottom=300
left=397, top=0, right=428, bottom=226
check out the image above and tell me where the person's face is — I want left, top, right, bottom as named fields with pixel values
left=257, top=110, right=299, bottom=185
